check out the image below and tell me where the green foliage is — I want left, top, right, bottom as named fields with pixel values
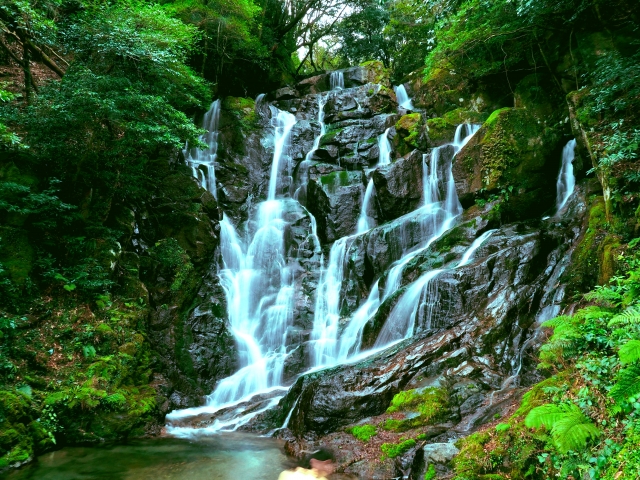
left=383, top=387, right=450, bottom=431
left=347, top=424, right=377, bottom=442
left=424, top=463, right=436, bottom=480
left=525, top=403, right=600, bottom=453
left=149, top=238, right=194, bottom=291
left=334, top=0, right=434, bottom=79
left=381, top=438, right=416, bottom=459
left=608, top=306, right=640, bottom=327
left=618, top=340, right=640, bottom=365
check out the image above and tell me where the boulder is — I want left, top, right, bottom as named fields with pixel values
left=423, top=443, right=460, bottom=464
left=306, top=171, right=364, bottom=244
left=453, top=107, right=565, bottom=218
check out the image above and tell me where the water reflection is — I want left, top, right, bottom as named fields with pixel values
left=5, top=433, right=291, bottom=480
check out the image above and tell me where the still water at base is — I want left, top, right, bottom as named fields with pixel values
left=4, top=433, right=291, bottom=480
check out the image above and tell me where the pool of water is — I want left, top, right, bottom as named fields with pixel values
left=3, top=433, right=294, bottom=480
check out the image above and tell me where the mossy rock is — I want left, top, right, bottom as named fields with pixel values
left=453, top=107, right=564, bottom=221
left=381, top=387, right=451, bottom=432
left=0, top=390, right=54, bottom=471
left=394, top=113, right=426, bottom=154
left=427, top=109, right=489, bottom=146
left=359, top=60, right=392, bottom=87
left=562, top=197, right=622, bottom=293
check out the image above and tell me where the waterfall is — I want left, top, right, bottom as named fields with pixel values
left=375, top=269, right=443, bottom=347
left=309, top=124, right=479, bottom=367
left=267, top=108, right=297, bottom=199
left=184, top=99, right=221, bottom=198
left=168, top=106, right=301, bottom=434
left=378, top=128, right=392, bottom=165
left=458, top=229, right=497, bottom=268
left=330, top=71, right=344, bottom=90
left=295, top=95, right=326, bottom=199
left=556, top=139, right=576, bottom=213
left=357, top=178, right=376, bottom=234
left=394, top=85, right=414, bottom=110
left=311, top=237, right=350, bottom=366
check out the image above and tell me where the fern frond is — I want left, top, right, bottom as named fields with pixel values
left=619, top=340, right=640, bottom=365
left=580, top=306, right=613, bottom=321
left=584, top=286, right=622, bottom=306
left=542, top=315, right=573, bottom=329
left=608, top=306, right=640, bottom=327
left=551, top=411, right=600, bottom=453
left=525, top=403, right=599, bottom=453
left=610, top=365, right=640, bottom=405
left=525, top=403, right=567, bottom=429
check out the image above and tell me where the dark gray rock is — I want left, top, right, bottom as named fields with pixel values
left=306, top=171, right=364, bottom=244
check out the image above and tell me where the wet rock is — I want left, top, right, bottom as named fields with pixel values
left=306, top=171, right=364, bottom=244
left=372, top=151, right=424, bottom=222
left=296, top=74, right=330, bottom=95
left=423, top=442, right=459, bottom=464
left=453, top=107, right=566, bottom=218
left=285, top=329, right=464, bottom=436
left=275, top=86, right=300, bottom=100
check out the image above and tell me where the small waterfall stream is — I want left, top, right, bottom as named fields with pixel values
left=394, top=85, right=414, bottom=110
left=168, top=103, right=306, bottom=433
left=556, top=139, right=576, bottom=213
left=378, top=128, right=392, bottom=165
left=183, top=99, right=221, bottom=198
left=357, top=178, right=376, bottom=234
left=330, top=71, right=344, bottom=90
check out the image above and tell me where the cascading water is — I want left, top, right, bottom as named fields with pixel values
left=357, top=178, right=376, bottom=234
left=556, top=139, right=576, bottom=213
left=309, top=124, right=479, bottom=367
left=184, top=99, right=221, bottom=197
left=394, top=85, right=414, bottom=110
left=295, top=95, right=327, bottom=199
left=378, top=128, right=392, bottom=165
left=330, top=71, right=344, bottom=90
left=458, top=229, right=497, bottom=268
left=167, top=106, right=302, bottom=433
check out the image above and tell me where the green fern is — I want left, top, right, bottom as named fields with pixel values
left=619, top=340, right=640, bottom=365
left=525, top=403, right=599, bottom=453
left=608, top=306, right=640, bottom=327
left=609, top=365, right=640, bottom=405
left=539, top=316, right=582, bottom=365
left=584, top=286, right=623, bottom=306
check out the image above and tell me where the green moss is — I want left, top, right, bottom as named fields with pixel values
left=394, top=113, right=424, bottom=153
left=360, top=60, right=391, bottom=85
left=319, top=170, right=351, bottom=187
left=381, top=438, right=416, bottom=459
left=443, top=108, right=488, bottom=125
left=347, top=424, right=377, bottom=442
left=383, top=387, right=450, bottom=431
left=424, top=463, right=437, bottom=480
left=319, top=127, right=344, bottom=146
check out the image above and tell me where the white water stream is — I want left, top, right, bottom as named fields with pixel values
left=556, top=139, right=576, bottom=213
left=183, top=99, right=221, bottom=198
left=330, top=71, right=344, bottom=90
left=394, top=85, right=414, bottom=110
left=310, top=124, right=480, bottom=368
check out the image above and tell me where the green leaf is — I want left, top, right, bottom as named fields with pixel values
left=619, top=340, right=640, bottom=365
left=608, top=306, right=640, bottom=327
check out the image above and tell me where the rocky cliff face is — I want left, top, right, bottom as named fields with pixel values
left=158, top=61, right=594, bottom=478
